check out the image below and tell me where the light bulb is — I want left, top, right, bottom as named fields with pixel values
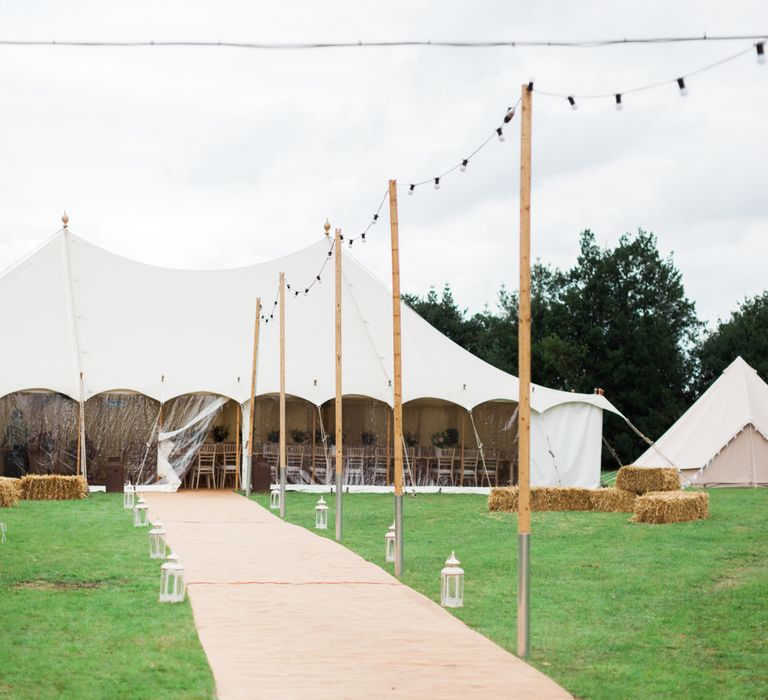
left=460, top=159, right=468, bottom=172
left=757, top=42, right=765, bottom=64
left=434, top=177, right=440, bottom=190
left=677, top=78, right=688, bottom=96
left=362, top=233, right=367, bottom=243
left=568, top=96, right=577, bottom=110
left=408, top=184, right=415, bottom=195
left=615, top=94, right=623, bottom=111
left=496, top=127, right=505, bottom=142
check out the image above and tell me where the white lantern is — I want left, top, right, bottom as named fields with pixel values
left=315, top=496, right=328, bottom=529
left=385, top=522, right=396, bottom=563
left=123, top=482, right=135, bottom=509
left=440, top=551, right=464, bottom=608
left=270, top=486, right=281, bottom=510
left=149, top=521, right=167, bottom=559
left=133, top=497, right=149, bottom=527
left=159, top=551, right=186, bottom=603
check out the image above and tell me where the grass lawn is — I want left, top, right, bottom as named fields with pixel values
left=253, top=489, right=768, bottom=699
left=0, top=494, right=215, bottom=700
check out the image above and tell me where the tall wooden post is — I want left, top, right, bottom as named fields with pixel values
left=77, top=371, right=86, bottom=479
left=388, top=179, right=405, bottom=577
left=279, top=275, right=287, bottom=518
left=245, top=298, right=261, bottom=497
left=235, top=400, right=241, bottom=490
left=517, top=83, right=533, bottom=659
left=334, top=228, right=344, bottom=541
left=386, top=408, right=392, bottom=486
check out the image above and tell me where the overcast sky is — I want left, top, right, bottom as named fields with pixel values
left=1, top=1, right=766, bottom=326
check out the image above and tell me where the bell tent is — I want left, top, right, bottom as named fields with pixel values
left=635, top=356, right=768, bottom=487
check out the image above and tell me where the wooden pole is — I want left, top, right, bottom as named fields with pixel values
left=388, top=179, right=405, bottom=577
left=279, top=275, right=287, bottom=518
left=334, top=228, right=344, bottom=541
left=460, top=412, right=465, bottom=486
left=517, top=82, right=533, bottom=659
left=77, top=371, right=86, bottom=480
left=386, top=408, right=392, bottom=486
left=245, top=298, right=261, bottom=497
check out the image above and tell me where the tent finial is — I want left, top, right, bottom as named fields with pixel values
left=62, top=211, right=69, bottom=229
left=324, top=219, right=331, bottom=236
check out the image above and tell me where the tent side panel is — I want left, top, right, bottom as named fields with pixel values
left=690, top=425, right=768, bottom=487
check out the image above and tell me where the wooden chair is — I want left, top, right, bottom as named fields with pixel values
left=219, top=443, right=238, bottom=489
left=194, top=444, right=217, bottom=488
left=460, top=449, right=480, bottom=486
left=372, top=447, right=389, bottom=484
left=479, top=450, right=499, bottom=487
left=433, top=448, right=455, bottom=486
left=345, top=447, right=366, bottom=485
left=262, top=443, right=279, bottom=482
left=312, top=446, right=330, bottom=484
left=286, top=445, right=306, bottom=483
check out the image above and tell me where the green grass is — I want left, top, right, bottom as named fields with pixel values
left=0, top=495, right=215, bottom=700
left=253, top=489, right=768, bottom=699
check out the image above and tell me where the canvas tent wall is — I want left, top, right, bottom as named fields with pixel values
left=0, top=230, right=621, bottom=489
left=635, top=356, right=768, bottom=487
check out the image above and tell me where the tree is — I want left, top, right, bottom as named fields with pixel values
left=696, top=291, right=768, bottom=392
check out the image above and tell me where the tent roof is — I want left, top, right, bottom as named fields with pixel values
left=635, top=356, right=768, bottom=469
left=0, top=231, right=620, bottom=415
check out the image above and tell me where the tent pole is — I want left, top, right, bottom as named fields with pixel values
left=388, top=179, right=405, bottom=577
left=279, top=275, right=287, bottom=518
left=517, top=82, right=533, bottom=659
left=235, top=401, right=241, bottom=490
left=245, top=298, right=261, bottom=497
left=311, top=409, right=316, bottom=484
left=334, top=228, right=344, bottom=541
left=78, top=371, right=87, bottom=480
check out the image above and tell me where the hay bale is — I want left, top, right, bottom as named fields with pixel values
left=615, top=466, right=680, bottom=494
left=489, top=486, right=595, bottom=512
left=20, top=475, right=88, bottom=501
left=631, top=490, right=709, bottom=524
left=589, top=487, right=637, bottom=513
left=0, top=477, right=21, bottom=507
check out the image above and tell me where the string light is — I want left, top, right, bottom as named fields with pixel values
left=615, top=93, right=623, bottom=110
left=408, top=184, right=415, bottom=195
left=677, top=77, right=688, bottom=96
left=361, top=232, right=366, bottom=242
left=434, top=177, right=440, bottom=190
left=496, top=126, right=505, bottom=142
left=758, top=42, right=766, bottom=64
left=460, top=159, right=468, bottom=172
left=568, top=95, right=577, bottom=110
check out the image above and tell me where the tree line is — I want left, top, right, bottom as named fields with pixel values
left=403, top=229, right=768, bottom=466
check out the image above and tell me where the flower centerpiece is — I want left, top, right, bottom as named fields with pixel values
left=431, top=428, right=459, bottom=448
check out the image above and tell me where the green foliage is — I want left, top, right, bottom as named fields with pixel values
left=696, top=290, right=768, bottom=392
left=406, top=230, right=703, bottom=464
left=257, top=490, right=768, bottom=700
left=0, top=495, right=215, bottom=699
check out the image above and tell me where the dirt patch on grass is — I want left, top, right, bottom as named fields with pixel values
left=13, top=580, right=108, bottom=591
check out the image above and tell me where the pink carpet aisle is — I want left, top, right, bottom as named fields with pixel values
left=143, top=491, right=570, bottom=699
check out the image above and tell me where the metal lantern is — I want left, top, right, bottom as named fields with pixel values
left=159, top=551, right=186, bottom=603
left=270, top=486, right=281, bottom=510
left=149, top=521, right=167, bottom=559
left=133, top=497, right=149, bottom=527
left=440, top=551, right=464, bottom=608
left=385, top=522, right=396, bottom=563
left=123, top=482, right=135, bottom=509
left=315, top=496, right=328, bottom=529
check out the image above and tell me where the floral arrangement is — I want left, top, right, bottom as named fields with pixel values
left=403, top=432, right=420, bottom=447
left=211, top=425, right=229, bottom=443
left=361, top=431, right=377, bottom=446
left=431, top=428, right=459, bottom=448
left=291, top=429, right=309, bottom=444
left=266, top=430, right=280, bottom=444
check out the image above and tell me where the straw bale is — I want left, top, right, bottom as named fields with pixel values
left=0, top=477, right=21, bottom=507
left=615, top=466, right=680, bottom=494
left=589, top=487, right=637, bottom=513
left=489, top=486, right=595, bottom=512
left=631, top=490, right=709, bottom=524
left=20, top=475, right=88, bottom=501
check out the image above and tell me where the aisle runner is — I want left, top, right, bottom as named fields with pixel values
left=143, top=491, right=570, bottom=700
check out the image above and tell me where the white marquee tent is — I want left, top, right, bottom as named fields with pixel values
left=636, top=356, right=768, bottom=487
left=0, top=230, right=621, bottom=489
